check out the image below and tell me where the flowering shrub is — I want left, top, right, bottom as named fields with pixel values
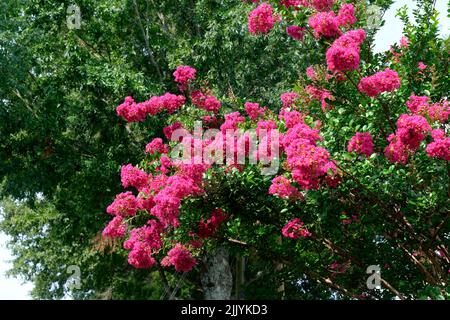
left=102, top=0, right=449, bottom=299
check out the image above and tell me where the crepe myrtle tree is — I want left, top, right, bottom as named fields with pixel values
left=100, top=0, right=449, bottom=300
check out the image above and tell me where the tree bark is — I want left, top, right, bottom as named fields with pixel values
left=201, top=247, right=233, bottom=300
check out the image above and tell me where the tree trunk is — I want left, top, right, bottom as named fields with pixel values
left=201, top=247, right=232, bottom=300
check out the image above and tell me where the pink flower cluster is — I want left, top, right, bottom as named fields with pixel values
left=145, top=93, right=186, bottom=115
left=358, top=68, right=401, bottom=97
left=105, top=139, right=210, bottom=270
left=281, top=122, right=337, bottom=189
left=280, top=0, right=334, bottom=11
left=173, top=65, right=196, bottom=91
left=336, top=3, right=357, bottom=27
left=102, top=215, right=127, bottom=238
left=123, top=220, right=164, bottom=269
left=406, top=95, right=430, bottom=114
left=279, top=109, right=304, bottom=128
left=106, top=191, right=142, bottom=217
left=395, top=114, right=431, bottom=150
left=280, top=0, right=308, bottom=8
left=116, top=96, right=147, bottom=122
left=121, top=164, right=148, bottom=191
left=326, top=29, right=366, bottom=72
left=310, top=0, right=334, bottom=11
left=384, top=134, right=409, bottom=165
left=116, top=93, right=186, bottom=122
left=161, top=243, right=197, bottom=272
left=308, top=11, right=340, bottom=38
left=286, top=25, right=305, bottom=41
left=347, top=132, right=374, bottom=158
left=245, top=102, right=266, bottom=120
left=399, top=36, right=409, bottom=48
left=306, top=66, right=317, bottom=81
left=282, top=218, right=312, bottom=239
left=248, top=3, right=276, bottom=35
left=280, top=92, right=300, bottom=109
left=426, top=129, right=450, bottom=161
left=145, top=138, right=169, bottom=155
left=406, top=95, right=449, bottom=123
left=220, top=112, right=246, bottom=133
left=418, top=62, right=427, bottom=71
left=384, top=114, right=431, bottom=164
left=308, top=4, right=356, bottom=39
left=306, top=85, right=334, bottom=111
left=151, top=165, right=207, bottom=228
left=163, top=121, right=184, bottom=140
left=191, top=90, right=221, bottom=113
left=256, top=119, right=277, bottom=136
left=198, top=208, right=228, bottom=238
left=269, top=176, right=303, bottom=200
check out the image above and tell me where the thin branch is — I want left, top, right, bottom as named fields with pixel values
left=132, top=0, right=163, bottom=84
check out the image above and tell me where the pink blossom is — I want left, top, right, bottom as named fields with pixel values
left=306, top=85, right=334, bottom=111
left=427, top=101, right=450, bottom=123
left=399, top=36, right=409, bottom=48
left=280, top=0, right=307, bottom=8
left=406, top=95, right=430, bottom=114
left=107, top=191, right=142, bottom=217
left=418, top=62, right=427, bottom=70
left=286, top=25, right=305, bottom=41
left=202, top=115, right=218, bottom=126
left=336, top=3, right=357, bottom=27
left=326, top=29, right=366, bottom=72
left=282, top=218, right=312, bottom=239
left=161, top=243, right=197, bottom=272
left=248, top=3, right=276, bottom=35
left=198, top=209, right=227, bottom=238
left=384, top=134, right=409, bottom=165
left=124, top=220, right=164, bottom=252
left=308, top=11, right=340, bottom=39
left=220, top=112, right=245, bottom=133
left=279, top=109, right=304, bottom=128
left=143, top=93, right=186, bottom=115
left=163, top=121, right=184, bottom=140
left=256, top=120, right=277, bottom=136
left=191, top=90, right=221, bottom=113
left=173, top=65, right=196, bottom=91
left=406, top=96, right=449, bottom=123
left=348, top=132, right=374, bottom=158
left=309, top=0, right=334, bottom=11
left=123, top=220, right=164, bottom=269
left=245, top=102, right=266, bottom=120
left=281, top=122, right=335, bottom=190
left=306, top=66, right=317, bottom=81
left=121, top=164, right=148, bottom=191
left=145, top=138, right=169, bottom=155
left=127, top=246, right=156, bottom=269
left=396, top=114, right=431, bottom=150
left=280, top=92, right=300, bottom=108
left=116, top=96, right=147, bottom=122
left=269, top=176, right=303, bottom=200
left=102, top=216, right=127, bottom=238
left=358, top=68, right=401, bottom=97
left=426, top=129, right=450, bottom=161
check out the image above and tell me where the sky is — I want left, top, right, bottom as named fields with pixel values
left=0, top=232, right=33, bottom=299
left=0, top=0, right=449, bottom=300
left=373, top=0, right=450, bottom=53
